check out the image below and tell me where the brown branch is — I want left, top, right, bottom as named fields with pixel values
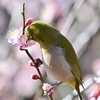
left=25, top=49, right=44, bottom=83
left=21, top=3, right=26, bottom=35
left=21, top=3, right=53, bottom=100
left=21, top=3, right=44, bottom=83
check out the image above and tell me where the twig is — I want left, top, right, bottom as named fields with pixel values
left=25, top=49, right=44, bottom=83
left=21, top=3, right=44, bottom=83
left=21, top=3, right=26, bottom=35
left=21, top=3, right=53, bottom=100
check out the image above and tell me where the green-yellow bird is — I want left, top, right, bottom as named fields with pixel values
left=26, top=21, right=83, bottom=100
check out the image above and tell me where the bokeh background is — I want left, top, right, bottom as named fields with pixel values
left=0, top=0, right=100, bottom=100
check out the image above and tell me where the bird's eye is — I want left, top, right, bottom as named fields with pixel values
left=28, top=34, right=32, bottom=39
left=26, top=34, right=33, bottom=43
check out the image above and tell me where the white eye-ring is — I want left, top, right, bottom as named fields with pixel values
left=28, top=34, right=32, bottom=39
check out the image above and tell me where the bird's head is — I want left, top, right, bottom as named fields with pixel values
left=26, top=21, right=60, bottom=47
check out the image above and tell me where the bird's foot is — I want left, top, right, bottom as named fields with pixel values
left=46, top=82, right=62, bottom=94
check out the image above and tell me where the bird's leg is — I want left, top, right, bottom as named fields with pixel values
left=55, top=82, right=62, bottom=86
left=46, top=82, right=62, bottom=94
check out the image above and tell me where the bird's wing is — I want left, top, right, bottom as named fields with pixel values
left=56, top=34, right=82, bottom=83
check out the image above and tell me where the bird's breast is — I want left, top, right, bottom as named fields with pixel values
left=42, top=46, right=74, bottom=82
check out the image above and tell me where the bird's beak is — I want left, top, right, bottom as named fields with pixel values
left=26, top=38, right=30, bottom=43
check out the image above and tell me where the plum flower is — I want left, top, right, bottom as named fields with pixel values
left=8, top=18, right=35, bottom=48
left=8, top=27, right=23, bottom=45
left=88, top=77, right=100, bottom=100
left=42, top=83, right=56, bottom=96
left=8, top=27, right=35, bottom=48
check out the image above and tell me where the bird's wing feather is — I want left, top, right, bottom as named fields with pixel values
left=56, top=34, right=82, bottom=82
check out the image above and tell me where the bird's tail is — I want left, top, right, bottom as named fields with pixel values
left=68, top=79, right=83, bottom=100
left=75, top=84, right=82, bottom=100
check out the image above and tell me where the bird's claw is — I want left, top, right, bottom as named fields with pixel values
left=46, top=86, right=55, bottom=94
left=45, top=82, right=62, bottom=95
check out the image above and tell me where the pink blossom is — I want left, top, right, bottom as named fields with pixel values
left=42, top=83, right=56, bottom=95
left=8, top=27, right=23, bottom=45
left=8, top=27, right=35, bottom=48
left=89, top=90, right=100, bottom=99
left=25, top=18, right=33, bottom=26
left=88, top=85, right=100, bottom=100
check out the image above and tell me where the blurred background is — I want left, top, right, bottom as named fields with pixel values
left=0, top=0, right=100, bottom=100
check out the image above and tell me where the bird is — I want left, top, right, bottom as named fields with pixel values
left=26, top=21, right=83, bottom=100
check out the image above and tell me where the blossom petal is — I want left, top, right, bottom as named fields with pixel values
left=25, top=18, right=33, bottom=26
left=42, top=83, right=56, bottom=95
left=8, top=18, right=35, bottom=48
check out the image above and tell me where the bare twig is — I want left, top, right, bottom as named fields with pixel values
left=21, top=3, right=44, bottom=83
left=21, top=3, right=53, bottom=100
left=21, top=3, right=26, bottom=35
left=25, top=49, right=44, bottom=83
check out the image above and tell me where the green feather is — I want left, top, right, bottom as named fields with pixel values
left=26, top=21, right=83, bottom=100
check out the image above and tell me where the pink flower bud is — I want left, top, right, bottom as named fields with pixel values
left=31, top=74, right=39, bottom=80
left=25, top=18, right=33, bottom=26
left=28, top=60, right=34, bottom=66
left=19, top=46, right=24, bottom=50
left=42, top=83, right=56, bottom=96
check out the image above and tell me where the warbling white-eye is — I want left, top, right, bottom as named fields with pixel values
left=26, top=21, right=83, bottom=100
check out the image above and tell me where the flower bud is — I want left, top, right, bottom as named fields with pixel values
left=19, top=46, right=24, bottom=51
left=28, top=60, right=34, bottom=66
left=25, top=18, right=33, bottom=26
left=31, top=74, right=39, bottom=80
